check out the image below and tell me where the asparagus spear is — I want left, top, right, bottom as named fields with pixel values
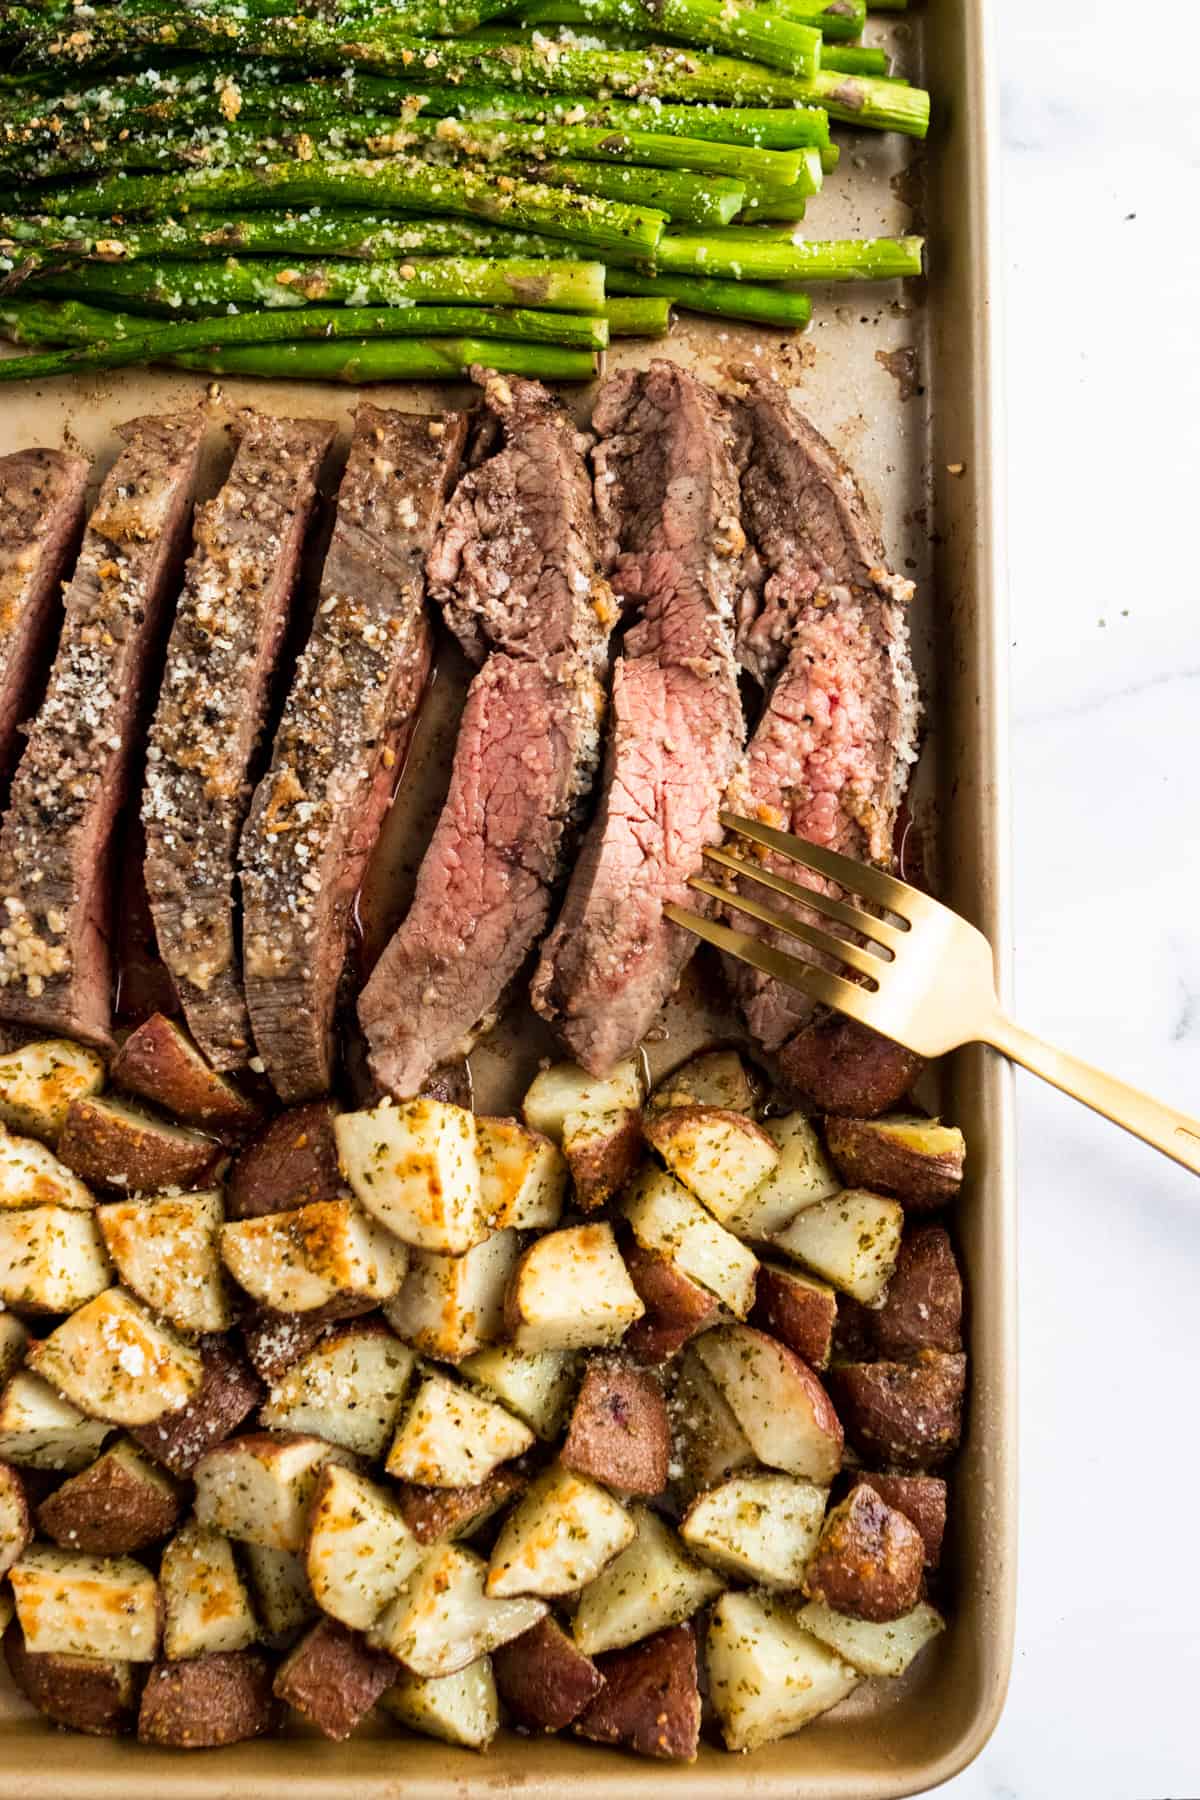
left=602, top=295, right=671, bottom=336
left=0, top=301, right=608, bottom=379
left=166, top=339, right=597, bottom=380
left=514, top=0, right=822, bottom=77
left=820, top=45, right=891, bottom=76
left=605, top=266, right=810, bottom=327
left=519, top=160, right=748, bottom=227
left=5, top=158, right=667, bottom=259
left=655, top=229, right=925, bottom=281
left=25, top=255, right=609, bottom=316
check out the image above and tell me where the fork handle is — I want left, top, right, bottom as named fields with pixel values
left=987, top=1016, right=1200, bottom=1176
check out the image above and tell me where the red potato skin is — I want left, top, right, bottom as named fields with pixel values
left=622, top=1242, right=718, bottom=1365
left=750, top=1264, right=837, bottom=1370
left=241, top=1309, right=334, bottom=1386
left=823, top=1113, right=964, bottom=1209
left=36, top=1450, right=181, bottom=1554
left=856, top=1472, right=947, bottom=1569
left=493, top=1615, right=604, bottom=1732
left=5, top=1623, right=141, bottom=1736
left=830, top=1351, right=967, bottom=1471
left=574, top=1623, right=701, bottom=1762
left=274, top=1617, right=395, bottom=1740
left=137, top=1652, right=278, bottom=1748
left=130, top=1335, right=263, bottom=1478
left=393, top=1465, right=526, bottom=1545
left=802, top=1482, right=925, bottom=1623
left=561, top=1356, right=670, bottom=1497
left=225, top=1100, right=342, bottom=1221
left=871, top=1226, right=963, bottom=1357
left=566, top=1106, right=643, bottom=1213
left=111, top=1013, right=262, bottom=1137
left=778, top=1016, right=924, bottom=1118
left=58, top=1096, right=218, bottom=1192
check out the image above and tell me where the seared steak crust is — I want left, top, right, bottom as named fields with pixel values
left=359, top=373, right=608, bottom=1098
left=0, top=449, right=89, bottom=780
left=531, top=361, right=746, bottom=1076
left=0, top=413, right=205, bottom=1047
left=723, top=373, right=919, bottom=1054
left=240, top=405, right=467, bottom=1103
left=143, top=410, right=333, bottom=1072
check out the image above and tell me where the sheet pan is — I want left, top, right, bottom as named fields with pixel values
left=0, top=0, right=1015, bottom=1787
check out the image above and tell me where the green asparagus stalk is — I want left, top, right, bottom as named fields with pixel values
left=514, top=0, right=822, bottom=77
left=770, top=0, right=865, bottom=35
left=518, top=160, right=747, bottom=228
left=655, top=229, right=925, bottom=281
left=165, top=338, right=597, bottom=380
left=0, top=301, right=607, bottom=379
left=417, top=92, right=836, bottom=163
left=5, top=158, right=667, bottom=259
left=820, top=44, right=891, bottom=76
left=602, top=295, right=671, bottom=336
left=25, top=255, right=609, bottom=316
left=605, top=266, right=810, bottom=327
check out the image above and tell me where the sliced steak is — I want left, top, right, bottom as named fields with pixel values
left=240, top=405, right=467, bottom=1103
left=531, top=361, right=746, bottom=1075
left=0, top=449, right=88, bottom=782
left=722, top=372, right=920, bottom=1059
left=0, top=413, right=204, bottom=1047
left=143, top=410, right=334, bottom=1072
left=359, top=373, right=608, bottom=1099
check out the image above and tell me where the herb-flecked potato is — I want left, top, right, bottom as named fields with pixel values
left=492, top=1615, right=604, bottom=1732
left=137, top=1650, right=278, bottom=1748
left=561, top=1355, right=670, bottom=1497
left=830, top=1351, right=967, bottom=1470
left=854, top=1472, right=947, bottom=1569
left=802, top=1483, right=925, bottom=1622
left=779, top=1016, right=924, bottom=1118
left=274, top=1617, right=395, bottom=1741
left=824, top=1113, right=965, bottom=1208
left=4, top=1621, right=140, bottom=1736
left=225, top=1101, right=342, bottom=1221
left=574, top=1622, right=701, bottom=1762
left=870, top=1225, right=963, bottom=1357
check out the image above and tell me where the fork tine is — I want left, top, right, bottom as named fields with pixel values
left=663, top=903, right=882, bottom=1030
left=701, top=845, right=908, bottom=953
left=719, top=811, right=916, bottom=916
left=687, top=875, right=886, bottom=983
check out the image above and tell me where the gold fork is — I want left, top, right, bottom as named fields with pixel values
left=665, top=811, right=1200, bottom=1176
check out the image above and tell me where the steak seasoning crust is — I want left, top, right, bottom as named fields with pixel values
left=0, top=449, right=89, bottom=780
left=143, top=410, right=334, bottom=1072
left=359, top=372, right=611, bottom=1098
left=723, top=371, right=920, bottom=1059
left=532, top=360, right=746, bottom=1076
left=0, top=413, right=205, bottom=1048
left=240, top=403, right=468, bottom=1103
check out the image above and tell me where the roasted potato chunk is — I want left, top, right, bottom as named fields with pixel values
left=706, top=1590, right=859, bottom=1751
left=492, top=1615, right=604, bottom=1732
left=226, top=1101, right=342, bottom=1220
left=647, top=1049, right=756, bottom=1116
left=642, top=1106, right=779, bottom=1222
left=459, top=1343, right=576, bottom=1441
left=160, top=1519, right=258, bottom=1660
left=97, top=1190, right=230, bottom=1335
left=476, top=1118, right=567, bottom=1231
left=59, top=1095, right=216, bottom=1192
left=505, top=1223, right=644, bottom=1353
left=367, top=1544, right=546, bottom=1679
left=621, top=1241, right=719, bottom=1364
left=111, top=1014, right=261, bottom=1135
left=487, top=1465, right=635, bottom=1599
left=194, top=1432, right=355, bottom=1552
left=386, top=1371, right=533, bottom=1489
left=870, top=1224, right=963, bottom=1356
left=572, top=1507, right=723, bottom=1656
left=622, top=1166, right=758, bottom=1319
left=220, top=1199, right=407, bottom=1314
left=383, top=1656, right=500, bottom=1751
left=274, top=1616, right=395, bottom=1740
left=824, top=1113, right=965, bottom=1208
left=0, top=1371, right=109, bottom=1470
left=4, top=1623, right=139, bottom=1737
left=723, top=1111, right=842, bottom=1238
left=36, top=1438, right=181, bottom=1554
left=680, top=1472, right=827, bottom=1589
left=830, top=1352, right=967, bottom=1470
left=27, top=1288, right=204, bottom=1426
left=574, top=1622, right=701, bottom=1763
left=241, top=1544, right=316, bottom=1644
left=855, top=1471, right=947, bottom=1569
left=779, top=1016, right=924, bottom=1118
left=394, top=1466, right=526, bottom=1547
left=0, top=1040, right=105, bottom=1142
left=750, top=1262, right=837, bottom=1370
left=130, top=1334, right=261, bottom=1477
left=384, top=1228, right=521, bottom=1362
left=772, top=1186, right=904, bottom=1306
left=690, top=1325, right=843, bottom=1485
left=260, top=1319, right=414, bottom=1459
left=523, top=1058, right=644, bottom=1214
left=137, top=1650, right=277, bottom=1748
left=10, top=1546, right=159, bottom=1659
left=666, top=1351, right=755, bottom=1503
left=798, top=1597, right=945, bottom=1678
left=305, top=1463, right=422, bottom=1632
left=335, top=1096, right=484, bottom=1255
left=0, top=1126, right=94, bottom=1209
left=561, top=1355, right=669, bottom=1497
left=0, top=1204, right=112, bottom=1313
left=803, top=1483, right=925, bottom=1623
left=0, top=1461, right=31, bottom=1574
left=523, top=1058, right=643, bottom=1143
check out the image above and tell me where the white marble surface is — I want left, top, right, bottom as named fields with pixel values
left=944, top=0, right=1200, bottom=1795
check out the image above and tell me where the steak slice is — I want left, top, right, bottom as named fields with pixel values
left=240, top=404, right=467, bottom=1103
left=0, top=449, right=89, bottom=782
left=531, top=361, right=746, bottom=1076
left=359, top=373, right=608, bottom=1098
left=143, top=409, right=334, bottom=1072
left=722, top=372, right=920, bottom=1055
left=0, top=413, right=205, bottom=1047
